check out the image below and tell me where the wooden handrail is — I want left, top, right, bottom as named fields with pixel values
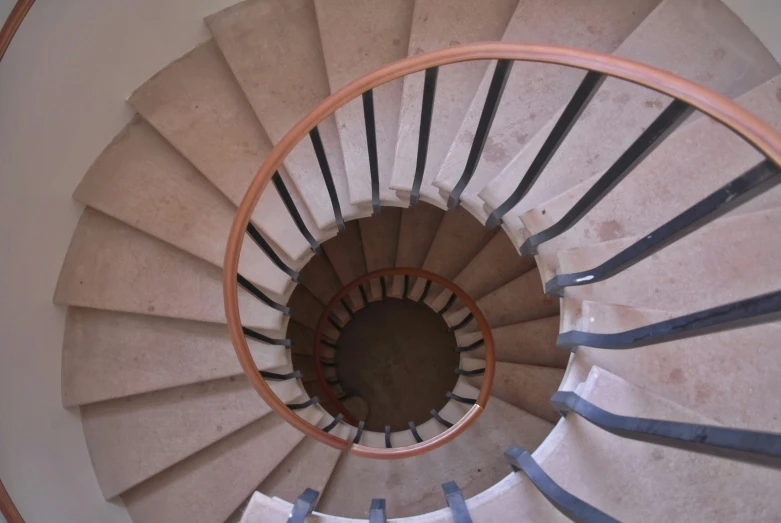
left=0, top=0, right=34, bottom=64
left=0, top=479, right=24, bottom=523
left=311, top=267, right=495, bottom=458
left=224, top=43, right=781, bottom=458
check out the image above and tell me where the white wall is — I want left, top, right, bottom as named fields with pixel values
left=0, top=1, right=236, bottom=521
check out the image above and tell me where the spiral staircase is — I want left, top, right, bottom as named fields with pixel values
left=4, top=0, right=781, bottom=521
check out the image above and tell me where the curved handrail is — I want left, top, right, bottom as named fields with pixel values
left=0, top=0, right=34, bottom=64
left=224, top=43, right=781, bottom=458
left=312, top=267, right=495, bottom=457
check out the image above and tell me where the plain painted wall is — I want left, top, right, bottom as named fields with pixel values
left=0, top=1, right=780, bottom=523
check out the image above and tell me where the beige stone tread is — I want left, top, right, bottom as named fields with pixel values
left=120, top=406, right=321, bottom=523
left=317, top=382, right=552, bottom=518
left=62, top=308, right=288, bottom=407
left=430, top=231, right=536, bottom=313
left=288, top=319, right=336, bottom=360
left=315, top=0, right=414, bottom=208
left=257, top=420, right=351, bottom=504
left=54, top=209, right=283, bottom=330
left=287, top=286, right=340, bottom=340
left=127, top=39, right=321, bottom=263
left=434, top=0, right=659, bottom=222
left=207, top=0, right=359, bottom=231
left=322, top=220, right=369, bottom=306
left=456, top=316, right=566, bottom=368
left=562, top=298, right=781, bottom=433
left=82, top=375, right=301, bottom=499
left=461, top=358, right=563, bottom=423
left=444, top=267, right=558, bottom=333
left=390, top=0, right=519, bottom=207
left=553, top=207, right=781, bottom=314
left=300, top=253, right=344, bottom=308
left=409, top=206, right=494, bottom=299
left=391, top=202, right=445, bottom=296
left=359, top=209, right=402, bottom=299
left=521, top=74, right=781, bottom=263
left=73, top=117, right=290, bottom=299
left=480, top=0, right=780, bottom=237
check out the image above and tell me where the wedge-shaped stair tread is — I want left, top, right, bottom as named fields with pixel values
left=316, top=0, right=414, bottom=208
left=128, top=40, right=318, bottom=262
left=390, top=0, right=519, bottom=206
left=317, top=382, right=552, bottom=518
left=299, top=253, right=343, bottom=307
left=461, top=357, right=563, bottom=423
left=456, top=316, right=566, bottom=368
left=322, top=220, right=368, bottom=306
left=62, top=308, right=287, bottom=406
left=258, top=420, right=351, bottom=504
left=481, top=0, right=780, bottom=234
left=121, top=405, right=322, bottom=523
left=554, top=207, right=781, bottom=313
left=434, top=0, right=658, bottom=221
left=83, top=375, right=301, bottom=498
left=287, top=286, right=341, bottom=340
left=521, top=75, right=781, bottom=258
left=445, top=267, right=558, bottom=333
left=359, top=208, right=401, bottom=299
left=391, top=202, right=444, bottom=296
left=73, top=117, right=289, bottom=298
left=207, top=0, right=358, bottom=230
left=54, top=209, right=282, bottom=329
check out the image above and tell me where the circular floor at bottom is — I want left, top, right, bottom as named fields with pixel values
left=337, top=298, right=459, bottom=432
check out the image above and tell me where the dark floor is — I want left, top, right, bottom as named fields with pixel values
left=337, top=298, right=459, bottom=432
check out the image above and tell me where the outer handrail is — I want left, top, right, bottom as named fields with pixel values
left=224, top=43, right=781, bottom=458
left=0, top=0, right=34, bottom=64
left=312, top=267, right=495, bottom=458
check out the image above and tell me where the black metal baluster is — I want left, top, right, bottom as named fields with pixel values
left=309, top=126, right=345, bottom=232
left=322, top=413, right=344, bottom=434
left=418, top=279, right=432, bottom=303
left=288, top=396, right=320, bottom=410
left=455, top=339, right=484, bottom=352
left=363, top=89, right=381, bottom=215
left=260, top=370, right=302, bottom=380
left=359, top=284, right=370, bottom=307
left=340, top=298, right=355, bottom=319
left=243, top=326, right=292, bottom=347
left=455, top=367, right=485, bottom=377
left=271, top=172, right=321, bottom=254
left=430, top=409, right=454, bottom=428
left=353, top=420, right=365, bottom=443
left=558, top=289, right=781, bottom=352
left=546, top=159, right=781, bottom=296
left=237, top=274, right=291, bottom=315
left=320, top=359, right=338, bottom=367
left=485, top=71, right=606, bottom=229
left=245, top=223, right=301, bottom=282
left=505, top=446, right=619, bottom=523
left=446, top=391, right=477, bottom=405
left=325, top=377, right=340, bottom=385
left=551, top=391, right=781, bottom=469
left=327, top=316, right=343, bottom=332
left=369, top=499, right=387, bottom=523
left=437, top=293, right=458, bottom=315
left=442, top=481, right=473, bottom=523
left=320, top=339, right=339, bottom=350
left=411, top=67, right=439, bottom=206
left=448, top=313, right=474, bottom=332
left=409, top=421, right=423, bottom=443
left=380, top=276, right=388, bottom=301
left=402, top=275, right=410, bottom=300
left=448, top=59, right=514, bottom=209
left=520, top=100, right=694, bottom=255
left=287, top=488, right=320, bottom=523
left=385, top=425, right=392, bottom=448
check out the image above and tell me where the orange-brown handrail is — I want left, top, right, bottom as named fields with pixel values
left=224, top=43, right=781, bottom=458
left=312, top=267, right=496, bottom=449
left=0, top=0, right=34, bottom=64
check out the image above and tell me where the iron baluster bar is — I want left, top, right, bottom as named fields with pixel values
left=245, top=223, right=301, bottom=282
left=505, top=446, right=619, bottom=523
left=320, top=339, right=339, bottom=350
left=353, top=420, right=365, bottom=444
left=327, top=316, right=343, bottom=332
left=485, top=71, right=606, bottom=229
left=325, top=377, right=340, bottom=385
left=380, top=276, right=388, bottom=301
left=418, top=279, right=432, bottom=303
left=409, top=421, right=423, bottom=443
left=520, top=99, right=694, bottom=255
left=430, top=409, right=454, bottom=428
left=448, top=313, right=474, bottom=332
left=455, top=367, right=486, bottom=377
left=309, top=126, right=345, bottom=232
left=236, top=274, right=291, bottom=315
left=557, top=289, right=781, bottom=351
left=411, top=66, right=439, bottom=205
left=385, top=426, right=392, bottom=448
left=442, top=481, right=473, bottom=523
left=271, top=172, right=321, bottom=254
left=546, top=159, right=781, bottom=296
left=243, top=326, right=292, bottom=347
left=322, top=413, right=344, bottom=434
left=437, top=293, right=458, bottom=315
left=287, top=488, right=319, bottom=523
left=359, top=284, right=370, bottom=307
left=551, top=391, right=781, bottom=470
left=362, top=89, right=381, bottom=215
left=260, top=370, right=302, bottom=381
left=320, top=359, right=338, bottom=367
left=369, top=499, right=387, bottom=523
left=456, top=339, right=485, bottom=352
left=340, top=298, right=354, bottom=319
left=448, top=59, right=514, bottom=209
left=402, top=275, right=410, bottom=299
left=446, top=391, right=477, bottom=405
left=288, top=396, right=320, bottom=410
